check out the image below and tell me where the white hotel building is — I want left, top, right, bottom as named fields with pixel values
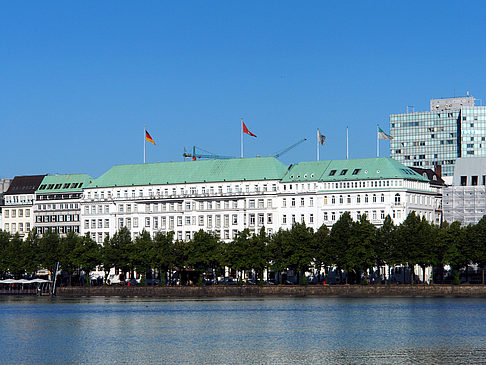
left=79, top=157, right=442, bottom=243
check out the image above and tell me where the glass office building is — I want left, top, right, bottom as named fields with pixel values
left=390, top=96, right=486, bottom=178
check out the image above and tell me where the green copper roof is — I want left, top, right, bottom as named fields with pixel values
left=281, top=158, right=429, bottom=183
left=36, top=174, right=92, bottom=194
left=89, top=157, right=289, bottom=188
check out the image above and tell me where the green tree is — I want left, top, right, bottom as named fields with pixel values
left=314, top=224, right=331, bottom=282
left=443, top=221, right=468, bottom=284
left=247, top=227, right=270, bottom=283
left=0, top=230, right=11, bottom=277
left=38, top=230, right=61, bottom=280
left=186, top=230, right=222, bottom=283
left=59, top=231, right=79, bottom=284
left=152, top=231, right=175, bottom=285
left=328, top=212, right=353, bottom=283
left=132, top=230, right=153, bottom=284
left=287, top=222, right=315, bottom=284
left=472, top=216, right=486, bottom=284
left=346, top=215, right=376, bottom=284
left=102, top=227, right=133, bottom=281
left=72, top=233, right=102, bottom=281
left=375, top=215, right=397, bottom=283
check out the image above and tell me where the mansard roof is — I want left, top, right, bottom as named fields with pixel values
left=4, top=175, right=46, bottom=195
left=281, top=158, right=429, bottom=183
left=36, top=174, right=92, bottom=194
left=88, top=157, right=288, bottom=188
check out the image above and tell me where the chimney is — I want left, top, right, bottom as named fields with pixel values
left=434, top=165, right=442, bottom=179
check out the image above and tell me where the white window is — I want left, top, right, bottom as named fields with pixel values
left=282, top=198, right=286, bottom=207
left=186, top=216, right=191, bottom=225
left=249, top=214, right=255, bottom=226
left=177, top=216, right=183, bottom=226
left=309, top=198, right=313, bottom=207
left=309, top=214, right=314, bottom=224
left=199, top=216, right=204, bottom=226
left=145, top=218, right=150, bottom=227
left=104, top=219, right=109, bottom=228
left=232, top=214, right=238, bottom=225
left=133, top=218, right=139, bottom=228
left=282, top=215, right=287, bottom=224
left=258, top=213, right=264, bottom=225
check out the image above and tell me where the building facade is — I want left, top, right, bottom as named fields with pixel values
left=390, top=95, right=486, bottom=180
left=443, top=157, right=486, bottom=225
left=34, top=174, right=92, bottom=235
left=2, top=175, right=46, bottom=238
left=79, top=157, right=442, bottom=243
left=79, top=158, right=288, bottom=243
left=0, top=178, right=13, bottom=232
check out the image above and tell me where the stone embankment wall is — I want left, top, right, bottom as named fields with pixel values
left=56, top=285, right=486, bottom=298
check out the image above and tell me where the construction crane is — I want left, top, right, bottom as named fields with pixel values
left=183, top=146, right=234, bottom=160
left=273, top=138, right=307, bottom=158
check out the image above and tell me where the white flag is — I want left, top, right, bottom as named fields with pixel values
left=317, top=129, right=326, bottom=146
left=377, top=127, right=393, bottom=140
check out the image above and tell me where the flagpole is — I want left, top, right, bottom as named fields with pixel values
left=346, top=126, right=349, bottom=160
left=240, top=118, right=243, bottom=158
left=144, top=124, right=146, bottom=164
left=317, top=129, right=319, bottom=161
left=376, top=124, right=379, bottom=158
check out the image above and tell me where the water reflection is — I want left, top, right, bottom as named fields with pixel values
left=1, top=297, right=486, bottom=364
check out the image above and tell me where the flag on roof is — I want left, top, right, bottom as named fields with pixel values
left=377, top=127, right=393, bottom=140
left=145, top=130, right=156, bottom=145
left=317, top=129, right=326, bottom=146
left=242, top=121, right=257, bottom=137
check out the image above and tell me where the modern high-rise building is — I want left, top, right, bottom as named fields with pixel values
left=390, top=95, right=486, bottom=181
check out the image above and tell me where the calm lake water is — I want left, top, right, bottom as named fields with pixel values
left=1, top=296, right=486, bottom=364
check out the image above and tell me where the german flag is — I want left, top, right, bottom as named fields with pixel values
left=145, top=130, right=156, bottom=145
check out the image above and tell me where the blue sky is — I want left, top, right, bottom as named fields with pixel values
left=2, top=1, right=486, bottom=178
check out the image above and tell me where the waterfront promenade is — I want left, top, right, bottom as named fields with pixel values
left=56, top=284, right=486, bottom=298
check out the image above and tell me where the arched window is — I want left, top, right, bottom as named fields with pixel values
left=372, top=194, right=377, bottom=203
left=364, top=194, right=369, bottom=203
left=339, top=195, right=343, bottom=204
left=395, top=193, right=401, bottom=205
left=357, top=195, right=361, bottom=204
left=381, top=194, right=385, bottom=203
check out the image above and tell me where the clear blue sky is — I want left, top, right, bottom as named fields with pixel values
left=2, top=1, right=486, bottom=179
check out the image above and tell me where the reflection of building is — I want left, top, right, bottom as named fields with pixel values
left=2, top=175, right=46, bottom=238
left=34, top=174, right=92, bottom=235
left=390, top=95, right=486, bottom=182
left=443, top=157, right=486, bottom=225
left=79, top=157, right=442, bottom=243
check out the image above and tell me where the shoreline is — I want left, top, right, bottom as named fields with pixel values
left=55, top=284, right=486, bottom=298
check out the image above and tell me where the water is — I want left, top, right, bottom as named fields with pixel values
left=1, top=296, right=486, bottom=364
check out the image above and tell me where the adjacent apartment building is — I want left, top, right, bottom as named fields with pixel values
left=2, top=175, right=46, bottom=238
left=390, top=95, right=486, bottom=182
left=34, top=174, right=92, bottom=235
left=443, top=157, right=486, bottom=225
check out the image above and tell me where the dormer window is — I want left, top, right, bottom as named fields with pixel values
left=340, top=169, right=348, bottom=175
left=352, top=169, right=360, bottom=175
left=329, top=170, right=337, bottom=176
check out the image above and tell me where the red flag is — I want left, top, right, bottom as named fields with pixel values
left=242, top=121, right=257, bottom=137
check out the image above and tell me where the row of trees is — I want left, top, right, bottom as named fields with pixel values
left=1, top=212, right=486, bottom=285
